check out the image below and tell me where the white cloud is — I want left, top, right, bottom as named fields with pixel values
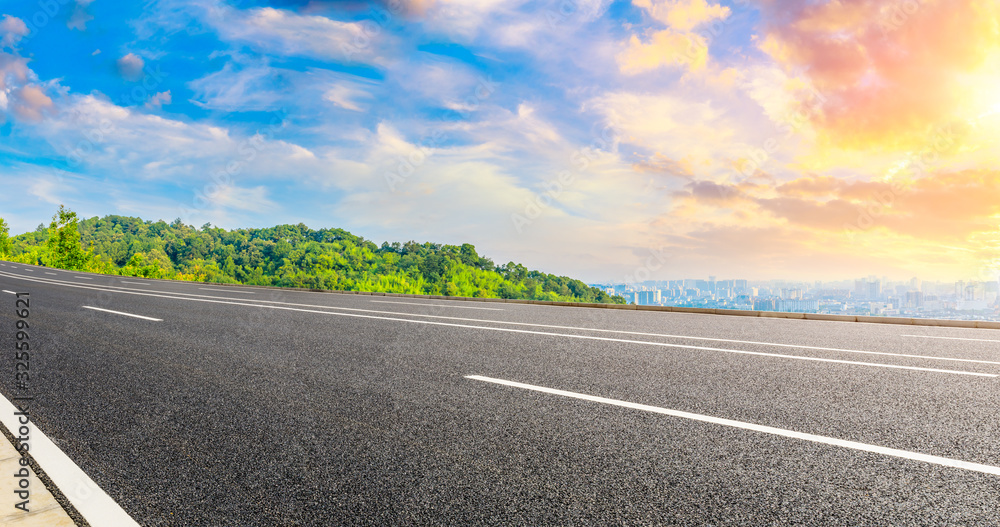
left=0, top=15, right=28, bottom=48
left=117, top=53, right=145, bottom=81
left=204, top=5, right=382, bottom=63
left=67, top=0, right=96, bottom=31
left=145, top=90, right=172, bottom=109
left=323, top=84, right=370, bottom=112
left=188, top=64, right=284, bottom=111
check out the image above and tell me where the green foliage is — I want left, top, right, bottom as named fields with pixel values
left=6, top=210, right=625, bottom=304
left=0, top=218, right=10, bottom=256
left=45, top=205, right=91, bottom=270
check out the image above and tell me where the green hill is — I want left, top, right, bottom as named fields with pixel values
left=0, top=206, right=624, bottom=304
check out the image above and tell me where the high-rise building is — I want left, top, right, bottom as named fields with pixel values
left=905, top=291, right=924, bottom=308
left=637, top=290, right=661, bottom=305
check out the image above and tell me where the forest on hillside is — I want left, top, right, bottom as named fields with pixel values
left=0, top=207, right=624, bottom=304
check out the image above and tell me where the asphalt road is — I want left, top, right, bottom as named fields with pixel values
left=0, top=261, right=998, bottom=525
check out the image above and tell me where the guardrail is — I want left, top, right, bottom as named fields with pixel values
left=3, top=261, right=998, bottom=329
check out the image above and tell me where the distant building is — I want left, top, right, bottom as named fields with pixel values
left=777, top=299, right=818, bottom=312
left=905, top=291, right=924, bottom=308
left=637, top=290, right=661, bottom=305
left=752, top=298, right=777, bottom=311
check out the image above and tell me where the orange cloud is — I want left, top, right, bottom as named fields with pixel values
left=12, top=85, right=53, bottom=122
left=755, top=0, right=1000, bottom=153
left=619, top=0, right=731, bottom=73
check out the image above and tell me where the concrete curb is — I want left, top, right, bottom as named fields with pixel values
left=2, top=260, right=998, bottom=330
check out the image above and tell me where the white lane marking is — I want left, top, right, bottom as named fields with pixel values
left=902, top=334, right=1000, bottom=343
left=200, top=287, right=255, bottom=294
left=75, top=276, right=92, bottom=280
left=23, top=269, right=32, bottom=272
left=370, top=300, right=503, bottom=311
left=45, top=272, right=58, bottom=275
left=120, top=281, right=149, bottom=285
left=2, top=290, right=15, bottom=295
left=0, top=270, right=985, bottom=364
left=14, top=272, right=987, bottom=366
left=0, top=270, right=996, bottom=374
left=82, top=306, right=163, bottom=321
left=0, top=394, right=141, bottom=525
left=467, top=375, right=1000, bottom=476
left=9, top=266, right=16, bottom=269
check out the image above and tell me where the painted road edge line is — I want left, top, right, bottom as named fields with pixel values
left=0, top=393, right=140, bottom=526
left=82, top=306, right=163, bottom=322
left=467, top=375, right=1000, bottom=476
left=370, top=300, right=503, bottom=311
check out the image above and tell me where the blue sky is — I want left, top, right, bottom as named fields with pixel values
left=2, top=0, right=1000, bottom=282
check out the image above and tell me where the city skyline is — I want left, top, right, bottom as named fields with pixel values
left=603, top=274, right=1000, bottom=321
left=1, top=1, right=999, bottom=283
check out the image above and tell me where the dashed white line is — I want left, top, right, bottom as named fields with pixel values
left=23, top=269, right=32, bottom=272
left=902, top=334, right=1000, bottom=343
left=200, top=288, right=255, bottom=294
left=467, top=375, right=1000, bottom=476
left=82, top=306, right=162, bottom=321
left=0, top=269, right=995, bottom=376
left=2, top=290, right=15, bottom=295
left=45, top=272, right=58, bottom=275
left=120, top=281, right=149, bottom=285
left=370, top=300, right=503, bottom=311
left=75, top=276, right=92, bottom=280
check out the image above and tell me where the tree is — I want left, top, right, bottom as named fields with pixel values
left=0, top=218, right=11, bottom=256
left=46, top=205, right=90, bottom=270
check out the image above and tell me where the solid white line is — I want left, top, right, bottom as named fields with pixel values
left=0, top=270, right=994, bottom=376
left=82, top=306, right=163, bottom=321
left=370, top=300, right=503, bottom=311
left=119, top=281, right=149, bottom=285
left=467, top=375, right=1000, bottom=476
left=18, top=270, right=987, bottom=365
left=2, top=290, right=15, bottom=295
left=45, top=272, right=58, bottom=275
left=75, top=276, right=92, bottom=280
left=200, top=287, right=254, bottom=294
left=903, top=334, right=1000, bottom=343
left=0, top=394, right=141, bottom=525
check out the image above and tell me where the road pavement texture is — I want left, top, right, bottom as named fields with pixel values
left=0, top=261, right=998, bottom=525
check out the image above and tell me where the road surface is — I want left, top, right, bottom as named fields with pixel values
left=0, top=262, right=998, bottom=525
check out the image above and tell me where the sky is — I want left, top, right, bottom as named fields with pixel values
left=1, top=0, right=999, bottom=283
